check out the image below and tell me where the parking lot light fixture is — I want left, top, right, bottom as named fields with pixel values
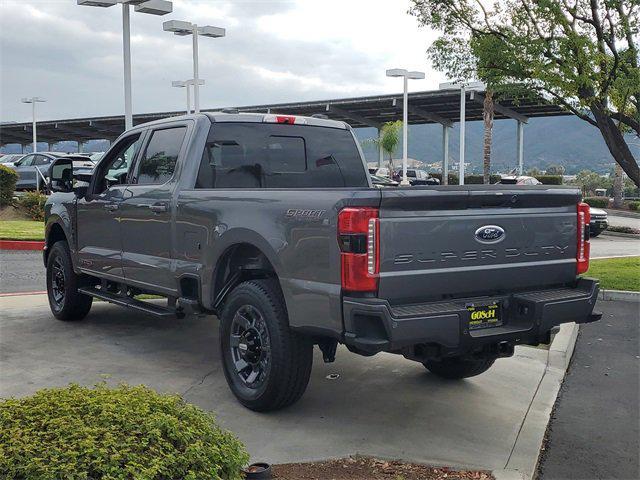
left=163, top=20, right=226, bottom=114
left=386, top=68, right=425, bottom=185
left=439, top=80, right=486, bottom=184
left=172, top=79, right=205, bottom=114
left=21, top=97, right=46, bottom=153
left=77, top=0, right=173, bottom=131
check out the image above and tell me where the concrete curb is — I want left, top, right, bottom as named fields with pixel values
left=498, top=322, right=580, bottom=480
left=601, top=230, right=639, bottom=239
left=0, top=239, right=45, bottom=251
left=600, top=289, right=640, bottom=302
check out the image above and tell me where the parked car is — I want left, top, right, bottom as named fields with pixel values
left=11, top=152, right=67, bottom=190
left=393, top=168, right=440, bottom=185
left=0, top=153, right=25, bottom=166
left=63, top=154, right=97, bottom=176
left=498, top=175, right=542, bottom=186
left=44, top=112, right=601, bottom=411
left=370, top=174, right=399, bottom=187
left=589, top=207, right=608, bottom=237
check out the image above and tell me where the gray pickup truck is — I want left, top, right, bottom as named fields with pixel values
left=44, top=112, right=601, bottom=411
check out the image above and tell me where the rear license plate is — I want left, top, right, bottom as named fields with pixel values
left=467, top=303, right=502, bottom=330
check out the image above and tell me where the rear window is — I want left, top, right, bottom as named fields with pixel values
left=195, top=123, right=367, bottom=189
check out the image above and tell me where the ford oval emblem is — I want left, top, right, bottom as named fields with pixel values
left=475, top=225, right=505, bottom=244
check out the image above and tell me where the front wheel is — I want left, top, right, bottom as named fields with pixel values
left=46, top=241, right=93, bottom=321
left=423, top=356, right=495, bottom=380
left=219, top=279, right=313, bottom=412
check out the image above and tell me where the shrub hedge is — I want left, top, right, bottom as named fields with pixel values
left=0, top=383, right=249, bottom=480
left=429, top=173, right=502, bottom=185
left=583, top=197, right=609, bottom=208
left=534, top=175, right=563, bottom=185
left=17, top=191, right=47, bottom=221
left=628, top=201, right=640, bottom=211
left=0, top=164, right=18, bottom=207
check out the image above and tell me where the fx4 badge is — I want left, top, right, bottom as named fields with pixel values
left=474, top=225, right=505, bottom=244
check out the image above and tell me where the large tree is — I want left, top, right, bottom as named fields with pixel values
left=409, top=0, right=640, bottom=187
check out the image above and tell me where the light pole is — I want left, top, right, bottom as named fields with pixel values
left=163, top=20, right=225, bottom=114
left=172, top=79, right=205, bottom=114
left=77, top=1, right=173, bottom=130
left=386, top=68, right=425, bottom=185
left=439, top=80, right=486, bottom=184
left=21, top=97, right=46, bottom=153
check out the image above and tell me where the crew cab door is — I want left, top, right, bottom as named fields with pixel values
left=76, top=133, right=143, bottom=279
left=119, top=124, right=188, bottom=294
left=13, top=154, right=36, bottom=189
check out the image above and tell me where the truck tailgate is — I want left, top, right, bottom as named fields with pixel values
left=378, top=186, right=580, bottom=304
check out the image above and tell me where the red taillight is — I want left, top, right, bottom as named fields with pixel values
left=276, top=115, right=296, bottom=124
left=577, top=202, right=591, bottom=274
left=338, top=207, right=379, bottom=292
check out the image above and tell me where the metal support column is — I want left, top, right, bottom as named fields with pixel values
left=378, top=128, right=383, bottom=169
left=122, top=2, right=133, bottom=130
left=442, top=125, right=449, bottom=185
left=517, top=121, right=524, bottom=175
left=458, top=85, right=466, bottom=184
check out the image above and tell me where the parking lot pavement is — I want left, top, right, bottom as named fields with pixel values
left=538, top=300, right=640, bottom=480
left=590, top=235, right=639, bottom=258
left=606, top=212, right=640, bottom=230
left=0, top=250, right=44, bottom=294
left=2, top=294, right=552, bottom=472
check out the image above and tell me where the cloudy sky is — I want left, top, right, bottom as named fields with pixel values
left=0, top=0, right=444, bottom=123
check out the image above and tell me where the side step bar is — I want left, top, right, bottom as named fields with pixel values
left=78, top=287, right=177, bottom=318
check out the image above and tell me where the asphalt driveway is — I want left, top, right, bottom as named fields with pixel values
left=538, top=300, right=639, bottom=480
left=2, top=293, right=554, bottom=472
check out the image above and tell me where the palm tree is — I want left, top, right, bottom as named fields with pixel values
left=483, top=90, right=495, bottom=184
left=368, top=121, right=402, bottom=174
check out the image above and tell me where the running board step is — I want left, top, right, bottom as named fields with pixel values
left=78, top=287, right=176, bottom=318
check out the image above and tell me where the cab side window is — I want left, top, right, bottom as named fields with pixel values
left=94, top=135, right=142, bottom=194
left=17, top=155, right=35, bottom=167
left=134, top=127, right=186, bottom=185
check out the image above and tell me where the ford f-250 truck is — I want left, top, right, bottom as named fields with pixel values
left=44, top=112, right=601, bottom=411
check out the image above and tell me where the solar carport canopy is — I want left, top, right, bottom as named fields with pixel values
left=0, top=88, right=569, bottom=146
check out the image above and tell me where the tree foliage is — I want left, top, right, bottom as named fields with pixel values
left=369, top=121, right=403, bottom=172
left=409, top=0, right=640, bottom=186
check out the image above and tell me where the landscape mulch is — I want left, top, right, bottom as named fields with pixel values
left=273, top=457, right=494, bottom=480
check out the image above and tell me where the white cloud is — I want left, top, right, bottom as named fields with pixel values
left=0, top=0, right=444, bottom=124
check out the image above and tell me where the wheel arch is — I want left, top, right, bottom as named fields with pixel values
left=210, top=240, right=285, bottom=315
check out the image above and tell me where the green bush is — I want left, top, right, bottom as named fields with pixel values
left=430, top=173, right=502, bottom=185
left=0, top=383, right=249, bottom=480
left=430, top=173, right=458, bottom=185
left=583, top=197, right=609, bottom=208
left=535, top=175, right=563, bottom=185
left=463, top=174, right=502, bottom=184
left=628, top=201, right=640, bottom=211
left=0, top=164, right=18, bottom=207
left=17, top=191, right=47, bottom=221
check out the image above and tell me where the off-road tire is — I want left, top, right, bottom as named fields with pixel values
left=46, top=240, right=93, bottom=321
left=423, top=356, right=495, bottom=380
left=219, top=278, right=313, bottom=411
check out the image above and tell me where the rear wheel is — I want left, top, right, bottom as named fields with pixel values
left=219, top=278, right=313, bottom=411
left=46, top=241, right=93, bottom=321
left=423, top=356, right=495, bottom=380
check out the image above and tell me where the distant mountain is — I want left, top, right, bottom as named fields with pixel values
left=356, top=115, right=640, bottom=175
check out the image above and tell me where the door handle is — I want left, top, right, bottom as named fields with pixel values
left=104, top=203, right=119, bottom=212
left=149, top=203, right=168, bottom=213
